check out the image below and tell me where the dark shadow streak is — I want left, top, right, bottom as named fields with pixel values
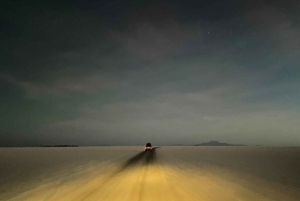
left=119, top=147, right=160, bottom=170
left=144, top=147, right=158, bottom=165
left=118, top=151, right=146, bottom=172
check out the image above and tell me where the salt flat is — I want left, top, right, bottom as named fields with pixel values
left=1, top=146, right=300, bottom=201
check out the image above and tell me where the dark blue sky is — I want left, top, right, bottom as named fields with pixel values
left=1, top=0, right=300, bottom=146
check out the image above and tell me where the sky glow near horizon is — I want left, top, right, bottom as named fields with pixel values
left=1, top=0, right=300, bottom=146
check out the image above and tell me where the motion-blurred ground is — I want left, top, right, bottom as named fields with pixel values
left=1, top=146, right=300, bottom=201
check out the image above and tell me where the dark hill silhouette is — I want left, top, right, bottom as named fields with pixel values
left=195, top=140, right=244, bottom=146
left=43, top=144, right=78, bottom=147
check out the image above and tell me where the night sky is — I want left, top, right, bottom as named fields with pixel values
left=1, top=0, right=300, bottom=146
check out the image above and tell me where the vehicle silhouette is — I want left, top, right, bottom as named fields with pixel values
left=144, top=142, right=152, bottom=151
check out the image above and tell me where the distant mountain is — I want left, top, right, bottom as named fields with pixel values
left=195, top=140, right=244, bottom=146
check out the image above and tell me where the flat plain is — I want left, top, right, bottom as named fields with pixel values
left=1, top=146, right=300, bottom=201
